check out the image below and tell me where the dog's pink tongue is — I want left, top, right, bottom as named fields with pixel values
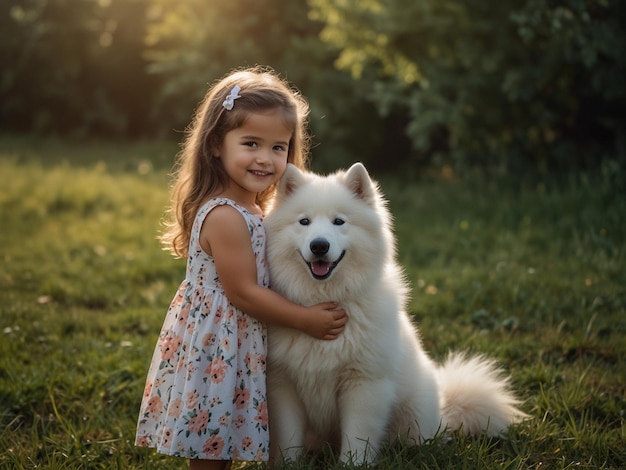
left=311, top=261, right=331, bottom=276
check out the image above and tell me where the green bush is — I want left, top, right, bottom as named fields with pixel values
left=310, top=0, right=626, bottom=173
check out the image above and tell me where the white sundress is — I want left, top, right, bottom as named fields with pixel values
left=135, top=198, right=269, bottom=461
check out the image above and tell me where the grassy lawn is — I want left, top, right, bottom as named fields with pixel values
left=1, top=136, right=624, bottom=469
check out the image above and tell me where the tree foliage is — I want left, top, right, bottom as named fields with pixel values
left=0, top=0, right=157, bottom=137
left=310, top=0, right=626, bottom=172
left=1, top=0, right=623, bottom=173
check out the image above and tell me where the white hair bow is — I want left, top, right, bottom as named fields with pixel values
left=222, top=85, right=242, bottom=110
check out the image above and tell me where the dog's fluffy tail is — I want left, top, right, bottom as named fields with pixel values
left=437, top=353, right=528, bottom=437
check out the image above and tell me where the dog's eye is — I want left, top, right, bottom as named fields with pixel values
left=333, top=218, right=345, bottom=226
left=299, top=218, right=310, bottom=226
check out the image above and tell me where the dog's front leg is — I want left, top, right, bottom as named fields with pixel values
left=338, top=378, right=395, bottom=465
left=268, top=372, right=307, bottom=464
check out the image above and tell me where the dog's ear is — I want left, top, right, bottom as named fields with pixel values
left=278, top=163, right=307, bottom=198
left=344, top=162, right=376, bottom=205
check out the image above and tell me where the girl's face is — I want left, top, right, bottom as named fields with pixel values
left=216, top=109, right=292, bottom=205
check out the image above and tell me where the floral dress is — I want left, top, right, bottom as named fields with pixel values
left=136, top=198, right=269, bottom=461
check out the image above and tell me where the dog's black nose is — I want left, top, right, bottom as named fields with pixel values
left=310, top=238, right=330, bottom=256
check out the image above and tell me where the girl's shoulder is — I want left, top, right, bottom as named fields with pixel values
left=197, top=198, right=263, bottom=223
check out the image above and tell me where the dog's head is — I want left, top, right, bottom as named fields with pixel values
left=265, top=163, right=394, bottom=300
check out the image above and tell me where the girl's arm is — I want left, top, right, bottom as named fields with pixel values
left=200, top=205, right=347, bottom=340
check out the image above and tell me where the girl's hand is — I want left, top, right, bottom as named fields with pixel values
left=301, top=302, right=347, bottom=340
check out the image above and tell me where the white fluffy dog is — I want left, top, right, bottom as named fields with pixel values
left=264, top=163, right=527, bottom=465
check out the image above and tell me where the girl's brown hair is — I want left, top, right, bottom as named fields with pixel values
left=160, top=66, right=311, bottom=258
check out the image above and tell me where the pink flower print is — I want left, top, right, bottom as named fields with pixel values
left=168, top=398, right=182, bottom=418
left=143, top=380, right=153, bottom=398
left=206, top=357, right=227, bottom=384
left=234, top=387, right=250, bottom=410
left=146, top=395, right=163, bottom=415
left=161, top=428, right=173, bottom=449
left=237, top=314, right=250, bottom=331
left=221, top=336, right=231, bottom=351
left=188, top=409, right=209, bottom=434
left=203, top=434, right=225, bottom=457
left=177, top=304, right=190, bottom=326
left=245, top=353, right=266, bottom=374
left=173, top=290, right=184, bottom=305
left=255, top=401, right=269, bottom=427
left=242, top=436, right=253, bottom=451
left=177, top=351, right=186, bottom=372
left=233, top=415, right=246, bottom=428
left=211, top=395, right=222, bottom=407
left=159, top=331, right=182, bottom=362
left=202, top=332, right=216, bottom=348
left=186, top=390, right=200, bottom=409
left=136, top=435, right=150, bottom=447
left=227, top=306, right=235, bottom=321
left=214, top=305, right=224, bottom=324
left=218, top=414, right=229, bottom=426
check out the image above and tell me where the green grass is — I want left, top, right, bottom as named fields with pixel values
left=1, top=136, right=625, bottom=469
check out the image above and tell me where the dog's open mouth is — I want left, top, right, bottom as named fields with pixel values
left=303, top=251, right=345, bottom=280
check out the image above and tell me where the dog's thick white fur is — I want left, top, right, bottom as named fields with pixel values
left=264, top=163, right=527, bottom=465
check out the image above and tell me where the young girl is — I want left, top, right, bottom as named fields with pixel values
left=135, top=67, right=347, bottom=470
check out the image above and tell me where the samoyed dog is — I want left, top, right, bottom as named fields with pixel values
left=264, top=163, right=527, bottom=465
